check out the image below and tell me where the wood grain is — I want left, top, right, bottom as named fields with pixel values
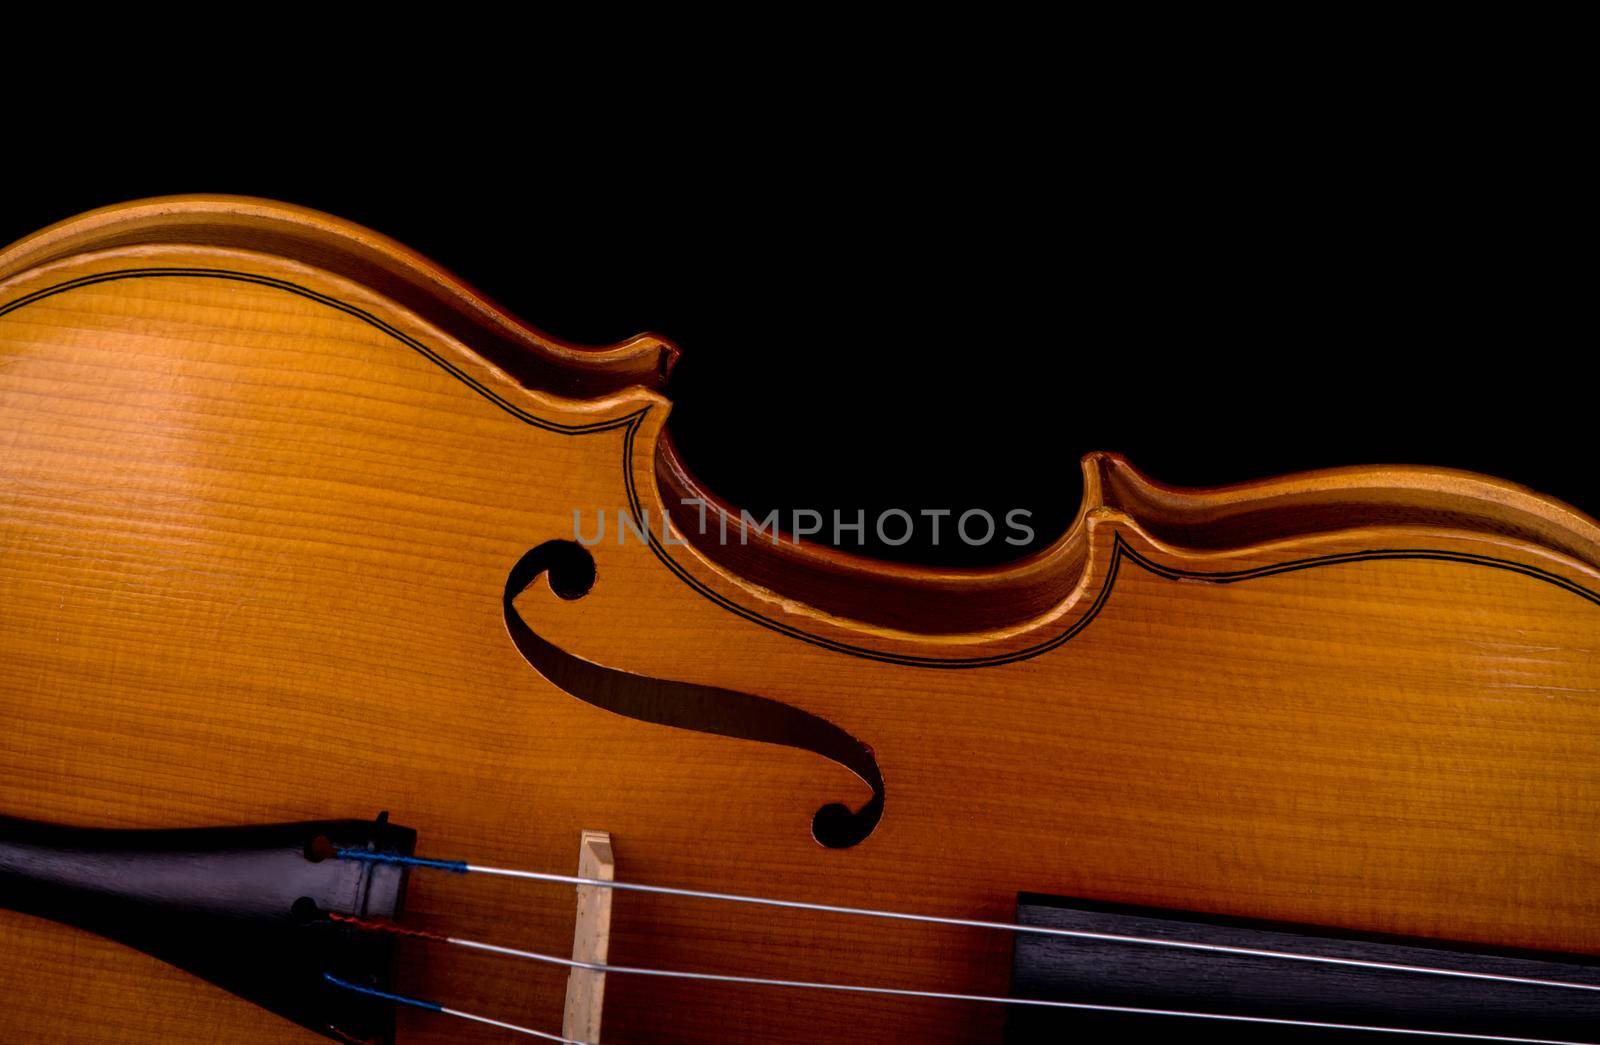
left=3, top=197, right=1600, bottom=1042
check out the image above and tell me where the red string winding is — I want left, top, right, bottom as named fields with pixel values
left=325, top=911, right=447, bottom=943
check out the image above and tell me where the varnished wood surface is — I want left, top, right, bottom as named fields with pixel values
left=3, top=197, right=1600, bottom=1042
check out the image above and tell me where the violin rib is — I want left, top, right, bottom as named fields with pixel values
left=0, top=194, right=679, bottom=399
left=660, top=437, right=1600, bottom=638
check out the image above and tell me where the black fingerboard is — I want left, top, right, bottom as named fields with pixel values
left=1008, top=893, right=1600, bottom=1043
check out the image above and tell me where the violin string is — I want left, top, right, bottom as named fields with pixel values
left=334, top=848, right=1600, bottom=995
left=326, top=920, right=1590, bottom=1045
left=322, top=973, right=592, bottom=1045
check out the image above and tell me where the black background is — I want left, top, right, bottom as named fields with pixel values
left=4, top=92, right=1584, bottom=569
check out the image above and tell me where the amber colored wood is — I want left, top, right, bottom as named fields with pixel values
left=4, top=197, right=1600, bottom=1042
left=0, top=195, right=679, bottom=399
left=564, top=830, right=616, bottom=1042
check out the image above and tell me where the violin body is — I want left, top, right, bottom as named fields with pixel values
left=3, top=197, right=1600, bottom=1043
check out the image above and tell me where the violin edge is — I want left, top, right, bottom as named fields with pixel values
left=8, top=197, right=1600, bottom=643
left=0, top=194, right=679, bottom=399
left=656, top=437, right=1600, bottom=638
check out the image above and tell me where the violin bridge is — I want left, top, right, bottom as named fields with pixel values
left=562, top=830, right=616, bottom=1044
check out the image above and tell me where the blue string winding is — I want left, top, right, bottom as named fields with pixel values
left=323, top=973, right=442, bottom=1013
left=332, top=847, right=468, bottom=874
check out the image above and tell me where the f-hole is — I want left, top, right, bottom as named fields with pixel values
left=503, top=540, right=885, bottom=848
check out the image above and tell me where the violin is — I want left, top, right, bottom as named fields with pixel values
left=4, top=196, right=1600, bottom=1044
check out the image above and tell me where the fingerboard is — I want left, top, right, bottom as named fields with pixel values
left=1007, top=894, right=1600, bottom=1043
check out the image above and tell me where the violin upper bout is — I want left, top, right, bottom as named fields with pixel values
left=646, top=438, right=1600, bottom=665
